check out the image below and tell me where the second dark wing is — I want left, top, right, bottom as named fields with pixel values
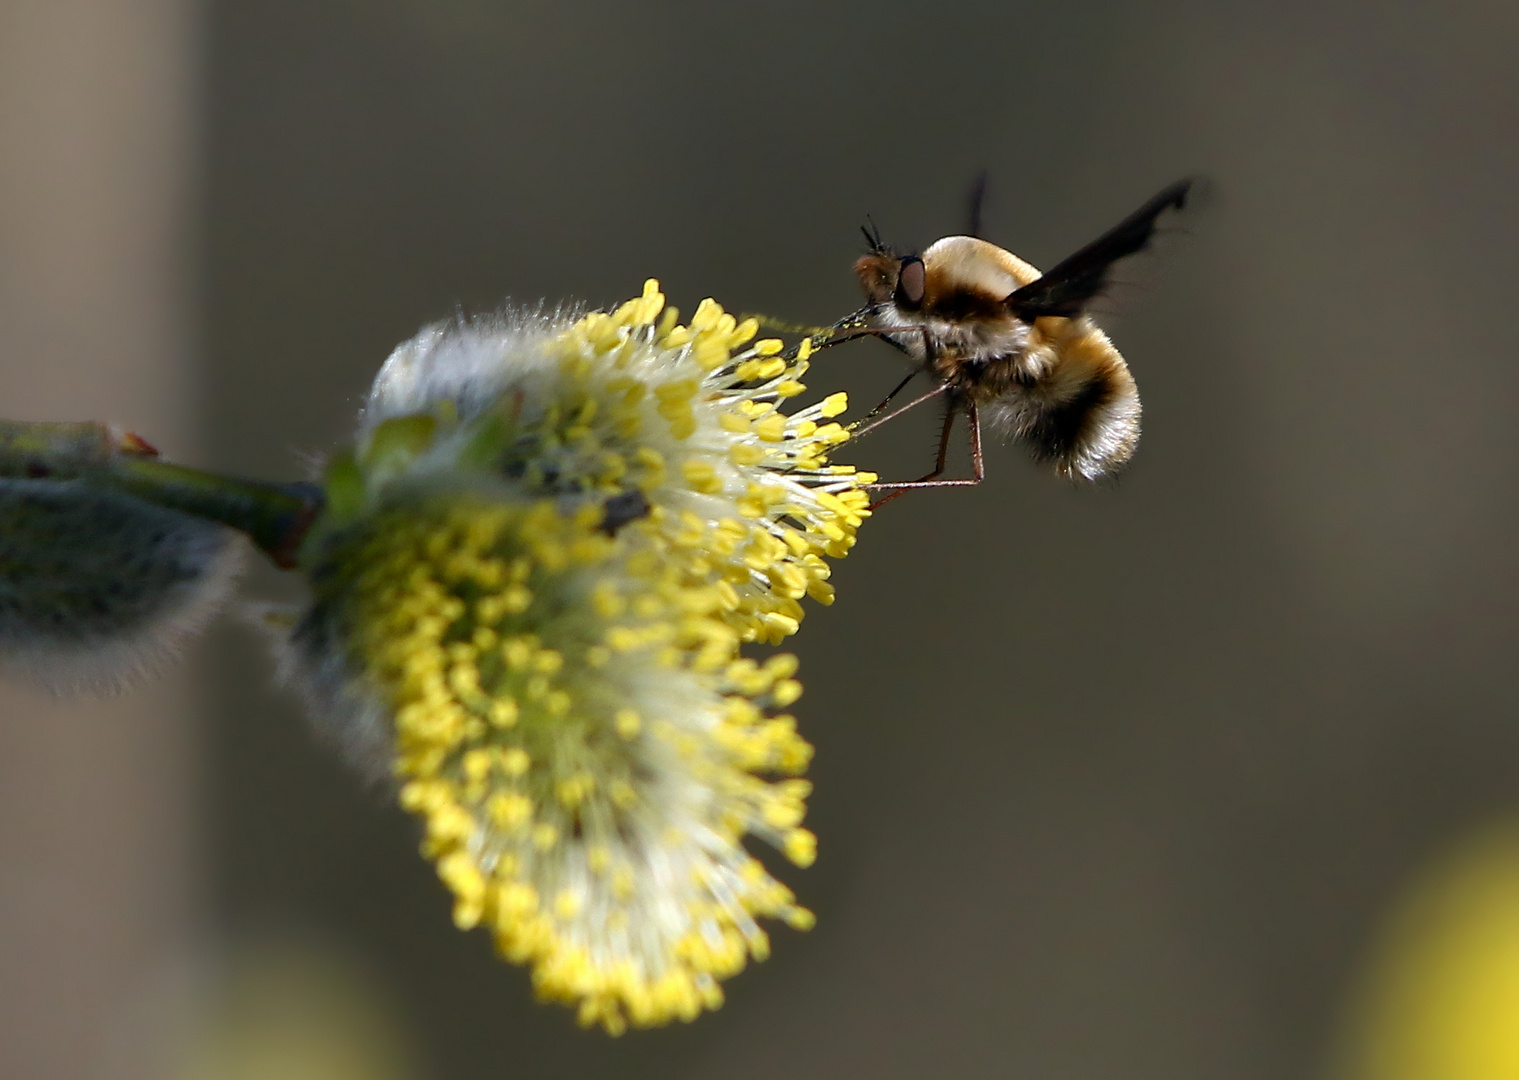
left=1002, top=178, right=1193, bottom=321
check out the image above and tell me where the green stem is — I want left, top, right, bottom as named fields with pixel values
left=94, top=459, right=323, bottom=569
left=0, top=419, right=323, bottom=569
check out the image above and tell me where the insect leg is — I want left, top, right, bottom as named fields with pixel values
left=866, top=397, right=985, bottom=509
left=967, top=399, right=985, bottom=482
left=848, top=380, right=949, bottom=441
left=927, top=398, right=957, bottom=480
left=866, top=396, right=984, bottom=509
left=857, top=370, right=922, bottom=427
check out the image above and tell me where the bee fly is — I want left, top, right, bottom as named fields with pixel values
left=815, top=179, right=1192, bottom=505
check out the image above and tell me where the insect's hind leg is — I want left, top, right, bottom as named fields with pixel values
left=867, top=398, right=984, bottom=510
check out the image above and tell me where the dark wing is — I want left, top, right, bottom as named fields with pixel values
left=966, top=170, right=989, bottom=238
left=1002, top=178, right=1193, bottom=320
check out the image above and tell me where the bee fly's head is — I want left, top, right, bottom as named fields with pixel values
left=854, top=236, right=927, bottom=316
left=855, top=230, right=1041, bottom=322
left=850, top=218, right=924, bottom=314
left=853, top=251, right=919, bottom=308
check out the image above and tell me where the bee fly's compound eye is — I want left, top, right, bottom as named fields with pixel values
left=895, top=256, right=926, bottom=309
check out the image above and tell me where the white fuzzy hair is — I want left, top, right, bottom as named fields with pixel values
left=0, top=478, right=244, bottom=693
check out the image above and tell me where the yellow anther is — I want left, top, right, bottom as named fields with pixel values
left=615, top=708, right=642, bottom=739
left=556, top=772, right=594, bottom=807
left=729, top=317, right=758, bottom=347
left=502, top=637, right=534, bottom=670
left=462, top=749, right=492, bottom=783
left=692, top=337, right=730, bottom=371
left=786, top=907, right=816, bottom=932
left=681, top=458, right=724, bottom=494
left=438, top=852, right=488, bottom=929
left=488, top=792, right=533, bottom=830
left=666, top=411, right=697, bottom=440
left=611, top=867, right=636, bottom=900
left=690, top=297, right=723, bottom=331
left=753, top=413, right=788, bottom=442
left=762, top=612, right=800, bottom=638
left=764, top=654, right=799, bottom=679
left=655, top=378, right=700, bottom=404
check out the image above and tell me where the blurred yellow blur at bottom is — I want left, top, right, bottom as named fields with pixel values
left=176, top=940, right=417, bottom=1080
left=1334, top=820, right=1519, bottom=1080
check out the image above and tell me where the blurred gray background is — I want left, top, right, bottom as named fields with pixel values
left=4, top=1, right=1519, bottom=1077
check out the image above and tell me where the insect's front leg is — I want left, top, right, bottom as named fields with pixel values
left=849, top=381, right=950, bottom=441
